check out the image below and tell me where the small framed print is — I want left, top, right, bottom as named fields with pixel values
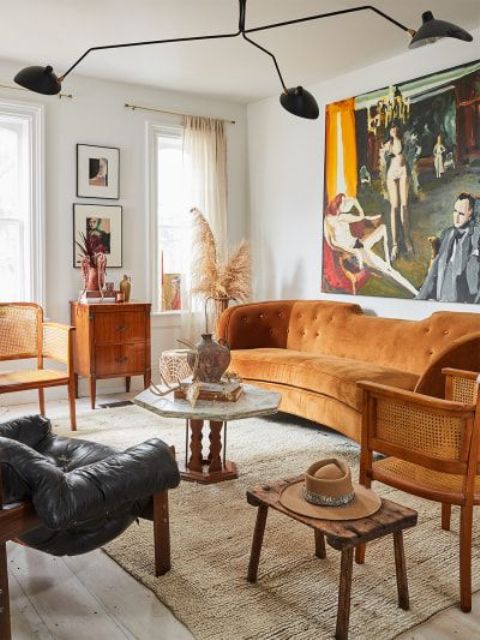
left=77, top=144, right=120, bottom=199
left=73, top=203, right=122, bottom=267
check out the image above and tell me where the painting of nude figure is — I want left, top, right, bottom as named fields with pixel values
left=322, top=59, right=480, bottom=303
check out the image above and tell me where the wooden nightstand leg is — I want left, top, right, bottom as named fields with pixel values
left=335, top=547, right=354, bottom=640
left=153, top=491, right=171, bottom=576
left=89, top=376, right=96, bottom=409
left=314, top=530, right=326, bottom=559
left=74, top=373, right=79, bottom=399
left=144, top=371, right=151, bottom=389
left=393, top=531, right=409, bottom=610
left=247, top=504, right=269, bottom=583
left=0, top=542, right=11, bottom=640
left=126, top=376, right=131, bottom=393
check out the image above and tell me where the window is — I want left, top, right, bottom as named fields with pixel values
left=0, top=101, right=43, bottom=304
left=149, top=124, right=190, bottom=313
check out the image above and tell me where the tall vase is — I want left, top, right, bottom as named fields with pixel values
left=204, top=296, right=231, bottom=337
left=86, top=266, right=100, bottom=292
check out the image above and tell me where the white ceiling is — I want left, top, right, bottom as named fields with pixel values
left=2, top=1, right=479, bottom=102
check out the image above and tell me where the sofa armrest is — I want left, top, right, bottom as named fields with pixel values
left=217, top=301, right=295, bottom=350
left=415, top=332, right=480, bottom=399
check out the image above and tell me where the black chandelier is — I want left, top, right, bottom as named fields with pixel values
left=14, top=1, right=473, bottom=120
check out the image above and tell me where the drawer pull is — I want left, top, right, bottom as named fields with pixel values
left=115, top=356, right=128, bottom=363
left=116, top=324, right=127, bottom=332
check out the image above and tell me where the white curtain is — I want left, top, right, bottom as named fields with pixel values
left=181, top=116, right=228, bottom=343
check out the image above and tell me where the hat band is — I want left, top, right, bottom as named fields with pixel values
left=303, top=487, right=355, bottom=507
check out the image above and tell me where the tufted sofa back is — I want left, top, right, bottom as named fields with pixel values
left=218, top=300, right=480, bottom=375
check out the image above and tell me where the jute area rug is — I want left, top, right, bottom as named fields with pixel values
left=53, top=406, right=480, bottom=640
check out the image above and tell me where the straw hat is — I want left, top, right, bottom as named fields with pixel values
left=279, top=458, right=381, bottom=521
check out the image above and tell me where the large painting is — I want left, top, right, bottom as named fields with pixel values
left=322, top=59, right=480, bottom=303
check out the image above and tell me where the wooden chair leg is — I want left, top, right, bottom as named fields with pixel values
left=335, top=547, right=354, bottom=640
left=459, top=504, right=473, bottom=613
left=393, top=531, right=409, bottom=610
left=247, top=504, right=269, bottom=583
left=441, top=503, right=451, bottom=531
left=153, top=491, right=171, bottom=576
left=0, top=542, right=11, bottom=640
left=38, top=388, right=45, bottom=416
left=68, top=378, right=77, bottom=431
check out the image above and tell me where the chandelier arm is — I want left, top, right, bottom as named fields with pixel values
left=244, top=5, right=413, bottom=36
left=241, top=33, right=288, bottom=93
left=58, top=30, right=241, bottom=80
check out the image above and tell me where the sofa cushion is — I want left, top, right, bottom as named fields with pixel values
left=231, top=349, right=419, bottom=412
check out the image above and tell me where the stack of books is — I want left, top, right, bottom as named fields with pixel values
left=78, top=290, right=116, bottom=304
left=174, top=381, right=243, bottom=402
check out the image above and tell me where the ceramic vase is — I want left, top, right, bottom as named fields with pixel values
left=86, top=267, right=100, bottom=291
left=188, top=333, right=231, bottom=383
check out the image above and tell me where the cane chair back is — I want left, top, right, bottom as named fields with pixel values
left=0, top=303, right=42, bottom=361
left=444, top=367, right=480, bottom=404
left=43, top=323, right=71, bottom=366
left=360, top=382, right=476, bottom=479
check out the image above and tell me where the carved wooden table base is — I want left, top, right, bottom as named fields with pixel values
left=179, top=418, right=238, bottom=484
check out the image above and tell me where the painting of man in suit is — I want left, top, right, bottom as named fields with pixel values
left=416, top=193, right=479, bottom=302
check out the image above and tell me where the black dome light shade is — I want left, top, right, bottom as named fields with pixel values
left=409, top=11, right=473, bottom=49
left=14, top=65, right=62, bottom=95
left=280, top=87, right=319, bottom=120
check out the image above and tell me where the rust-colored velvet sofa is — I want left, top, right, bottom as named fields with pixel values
left=217, top=300, right=480, bottom=442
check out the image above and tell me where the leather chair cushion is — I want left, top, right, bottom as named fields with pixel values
left=231, top=348, right=419, bottom=411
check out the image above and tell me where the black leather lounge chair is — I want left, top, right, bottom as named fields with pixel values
left=0, top=415, right=180, bottom=639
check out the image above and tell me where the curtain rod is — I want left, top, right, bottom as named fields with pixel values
left=0, top=82, right=73, bottom=99
left=124, top=102, right=236, bottom=124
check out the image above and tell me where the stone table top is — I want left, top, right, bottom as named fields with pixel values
left=134, top=384, right=281, bottom=421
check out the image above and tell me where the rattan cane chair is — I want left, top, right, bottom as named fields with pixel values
left=358, top=373, right=480, bottom=613
left=0, top=303, right=76, bottom=429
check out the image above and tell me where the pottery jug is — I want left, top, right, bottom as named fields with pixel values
left=188, top=334, right=230, bottom=383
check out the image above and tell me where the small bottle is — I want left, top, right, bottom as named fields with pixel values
left=119, top=275, right=131, bottom=302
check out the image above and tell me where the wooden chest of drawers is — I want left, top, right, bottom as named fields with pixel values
left=70, top=301, right=151, bottom=408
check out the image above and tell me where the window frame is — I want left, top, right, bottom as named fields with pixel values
left=147, top=121, right=185, bottom=315
left=0, top=99, right=45, bottom=307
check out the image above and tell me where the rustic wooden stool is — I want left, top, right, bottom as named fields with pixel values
left=246, top=477, right=417, bottom=640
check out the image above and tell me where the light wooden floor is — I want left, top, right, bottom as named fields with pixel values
left=3, top=394, right=480, bottom=639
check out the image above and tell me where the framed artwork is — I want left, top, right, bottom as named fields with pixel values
left=77, top=144, right=120, bottom=199
left=322, top=59, right=480, bottom=303
left=73, top=203, right=122, bottom=267
left=162, top=273, right=182, bottom=311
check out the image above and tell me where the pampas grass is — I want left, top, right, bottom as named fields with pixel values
left=191, top=208, right=251, bottom=301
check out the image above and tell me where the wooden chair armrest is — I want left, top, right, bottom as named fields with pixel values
left=0, top=502, right=39, bottom=543
left=442, top=368, right=480, bottom=381
left=43, top=322, right=74, bottom=333
left=357, top=379, right=475, bottom=415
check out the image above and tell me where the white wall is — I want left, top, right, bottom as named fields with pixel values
left=0, top=58, right=248, bottom=400
left=247, top=29, right=480, bottom=320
